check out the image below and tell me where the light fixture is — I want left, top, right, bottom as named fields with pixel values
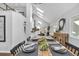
left=36, top=7, right=44, bottom=13
left=74, top=20, right=79, bottom=25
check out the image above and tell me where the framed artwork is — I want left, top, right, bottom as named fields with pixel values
left=0, top=16, right=6, bottom=42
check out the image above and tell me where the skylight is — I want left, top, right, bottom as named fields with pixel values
left=74, top=20, right=79, bottom=25
left=37, top=11, right=43, bottom=17
left=38, top=21, right=42, bottom=25
left=37, top=14, right=44, bottom=18
left=36, top=7, right=44, bottom=13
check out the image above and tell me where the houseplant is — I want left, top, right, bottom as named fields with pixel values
left=38, top=37, right=48, bottom=51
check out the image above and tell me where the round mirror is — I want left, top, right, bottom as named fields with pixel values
left=56, top=18, right=66, bottom=32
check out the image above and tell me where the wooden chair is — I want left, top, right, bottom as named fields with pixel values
left=10, top=47, right=16, bottom=56
left=10, top=41, right=25, bottom=56
left=53, top=32, right=69, bottom=46
left=65, top=42, right=79, bottom=56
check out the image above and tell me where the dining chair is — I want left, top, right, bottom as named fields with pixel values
left=53, top=32, right=69, bottom=46
left=65, top=42, right=79, bottom=56
left=10, top=41, right=25, bottom=56
left=10, top=47, right=16, bottom=56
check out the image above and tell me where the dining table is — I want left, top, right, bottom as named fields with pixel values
left=31, top=36, right=54, bottom=41
left=16, top=36, right=75, bottom=56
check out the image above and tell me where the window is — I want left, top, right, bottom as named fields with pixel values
left=71, top=15, right=79, bottom=38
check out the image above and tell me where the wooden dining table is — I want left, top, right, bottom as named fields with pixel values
left=17, top=36, right=75, bottom=56
left=37, top=38, right=75, bottom=56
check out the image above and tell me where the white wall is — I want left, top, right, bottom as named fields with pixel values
left=52, top=4, right=79, bottom=33
left=0, top=11, right=12, bottom=51
left=61, top=4, right=79, bottom=47
left=49, top=4, right=79, bottom=47
left=53, top=4, right=79, bottom=47
left=0, top=11, right=26, bottom=51
left=12, top=11, right=26, bottom=48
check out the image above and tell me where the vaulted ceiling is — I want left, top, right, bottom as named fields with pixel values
left=0, top=3, right=79, bottom=27
left=33, top=3, right=79, bottom=25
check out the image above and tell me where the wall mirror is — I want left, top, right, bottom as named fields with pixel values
left=56, top=18, right=66, bottom=32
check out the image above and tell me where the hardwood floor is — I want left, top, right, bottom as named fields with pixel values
left=0, top=51, right=11, bottom=56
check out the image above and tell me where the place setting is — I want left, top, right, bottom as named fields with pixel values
left=17, top=43, right=38, bottom=56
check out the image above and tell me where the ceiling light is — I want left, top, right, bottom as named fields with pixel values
left=74, top=20, right=79, bottom=25
left=36, top=7, right=44, bottom=13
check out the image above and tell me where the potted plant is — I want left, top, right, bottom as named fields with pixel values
left=38, top=37, right=48, bottom=51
